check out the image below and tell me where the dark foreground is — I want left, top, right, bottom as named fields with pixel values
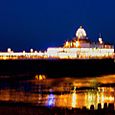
left=0, top=58, right=115, bottom=79
left=0, top=101, right=115, bottom=115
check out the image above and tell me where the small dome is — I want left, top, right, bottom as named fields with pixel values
left=76, top=26, right=87, bottom=39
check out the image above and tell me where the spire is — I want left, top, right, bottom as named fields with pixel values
left=99, top=33, right=102, bottom=38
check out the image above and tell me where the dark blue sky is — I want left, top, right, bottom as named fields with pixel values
left=0, top=0, right=115, bottom=51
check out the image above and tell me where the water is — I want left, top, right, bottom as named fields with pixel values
left=0, top=74, right=115, bottom=110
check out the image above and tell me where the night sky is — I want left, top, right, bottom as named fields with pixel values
left=0, top=0, right=115, bottom=51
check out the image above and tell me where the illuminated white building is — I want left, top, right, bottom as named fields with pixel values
left=47, top=26, right=114, bottom=59
left=0, top=26, right=114, bottom=60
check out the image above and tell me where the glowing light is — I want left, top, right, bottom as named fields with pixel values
left=3, top=56, right=7, bottom=60
left=76, top=41, right=80, bottom=47
left=35, top=75, right=39, bottom=80
left=42, top=75, right=46, bottom=79
left=38, top=75, right=43, bottom=80
left=35, top=74, right=46, bottom=80
left=65, top=41, right=70, bottom=47
left=108, top=96, right=114, bottom=102
left=34, top=50, right=38, bottom=53
left=30, top=48, right=33, bottom=52
left=47, top=94, right=55, bottom=107
left=76, top=26, right=87, bottom=38
left=99, top=38, right=103, bottom=44
left=72, top=92, right=77, bottom=108
left=23, top=50, right=25, bottom=54
left=7, top=48, right=11, bottom=53
left=47, top=47, right=114, bottom=59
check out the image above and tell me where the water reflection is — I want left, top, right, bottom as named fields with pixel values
left=72, top=91, right=77, bottom=108
left=47, top=93, right=55, bottom=107
left=0, top=74, right=115, bottom=110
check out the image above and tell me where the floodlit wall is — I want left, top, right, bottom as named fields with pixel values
left=47, top=47, right=114, bottom=59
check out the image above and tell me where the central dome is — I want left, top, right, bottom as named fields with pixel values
left=76, top=26, right=87, bottom=39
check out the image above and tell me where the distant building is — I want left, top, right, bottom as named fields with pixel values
left=47, top=26, right=114, bottom=59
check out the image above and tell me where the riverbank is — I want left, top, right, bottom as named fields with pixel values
left=0, top=101, right=115, bottom=115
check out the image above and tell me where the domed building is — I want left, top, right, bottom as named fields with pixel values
left=64, top=26, right=91, bottom=48
left=47, top=26, right=114, bottom=59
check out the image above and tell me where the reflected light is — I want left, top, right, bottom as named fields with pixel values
left=108, top=96, right=114, bottom=102
left=35, top=75, right=39, bottom=80
left=72, top=92, right=77, bottom=108
left=35, top=74, right=46, bottom=80
left=47, top=93, right=55, bottom=107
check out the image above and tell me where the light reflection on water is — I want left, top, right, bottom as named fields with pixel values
left=0, top=74, right=115, bottom=110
